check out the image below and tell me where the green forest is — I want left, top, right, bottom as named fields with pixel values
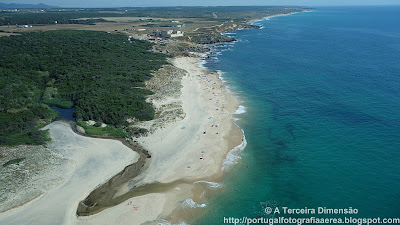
left=0, top=30, right=167, bottom=146
left=0, top=11, right=117, bottom=25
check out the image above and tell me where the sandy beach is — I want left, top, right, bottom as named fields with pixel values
left=76, top=56, right=243, bottom=224
left=248, top=11, right=310, bottom=25
left=0, top=56, right=243, bottom=225
left=0, top=121, right=139, bottom=225
left=133, top=57, right=242, bottom=184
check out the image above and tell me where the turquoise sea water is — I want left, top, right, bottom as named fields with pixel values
left=194, top=6, right=400, bottom=225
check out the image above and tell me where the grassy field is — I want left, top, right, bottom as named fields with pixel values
left=77, top=120, right=128, bottom=138
left=0, top=6, right=306, bottom=38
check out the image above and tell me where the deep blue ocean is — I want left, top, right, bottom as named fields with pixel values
left=194, top=6, right=400, bottom=225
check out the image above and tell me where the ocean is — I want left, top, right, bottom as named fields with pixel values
left=191, top=6, right=400, bottom=225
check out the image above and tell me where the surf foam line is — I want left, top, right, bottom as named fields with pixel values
left=196, top=56, right=248, bottom=172
left=222, top=129, right=247, bottom=171
left=234, top=105, right=246, bottom=115
left=232, top=105, right=247, bottom=122
left=193, top=181, right=223, bottom=189
left=181, top=198, right=207, bottom=208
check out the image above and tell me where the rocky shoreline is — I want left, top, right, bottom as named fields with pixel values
left=191, top=24, right=261, bottom=44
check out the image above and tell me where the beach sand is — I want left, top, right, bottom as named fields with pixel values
left=0, top=121, right=139, bottom=225
left=0, top=56, right=243, bottom=225
left=77, top=56, right=243, bottom=224
left=134, top=57, right=242, bottom=184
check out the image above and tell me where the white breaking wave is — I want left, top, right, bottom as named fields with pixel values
left=216, top=70, right=236, bottom=95
left=197, top=59, right=207, bottom=69
left=237, top=39, right=249, bottom=43
left=251, top=17, right=270, bottom=26
left=233, top=105, right=247, bottom=121
left=218, top=48, right=229, bottom=53
left=222, top=32, right=236, bottom=35
left=234, top=105, right=246, bottom=115
left=221, top=130, right=247, bottom=171
left=194, top=180, right=223, bottom=189
left=181, top=198, right=207, bottom=208
left=216, top=70, right=226, bottom=83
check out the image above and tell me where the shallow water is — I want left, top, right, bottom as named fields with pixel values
left=194, top=6, right=400, bottom=224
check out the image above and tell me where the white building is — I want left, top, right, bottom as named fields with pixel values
left=155, top=30, right=184, bottom=38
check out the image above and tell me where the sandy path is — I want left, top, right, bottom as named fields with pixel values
left=0, top=121, right=139, bottom=225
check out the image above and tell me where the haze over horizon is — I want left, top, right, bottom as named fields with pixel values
left=1, top=0, right=400, bottom=8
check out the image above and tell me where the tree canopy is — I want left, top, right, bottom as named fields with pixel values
left=0, top=30, right=167, bottom=145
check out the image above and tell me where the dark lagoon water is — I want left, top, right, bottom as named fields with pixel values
left=192, top=6, right=400, bottom=225
left=50, top=107, right=75, bottom=121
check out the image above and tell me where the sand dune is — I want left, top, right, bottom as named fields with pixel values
left=0, top=122, right=139, bottom=225
left=78, top=57, right=243, bottom=224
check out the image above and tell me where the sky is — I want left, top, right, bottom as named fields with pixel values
left=2, top=0, right=400, bottom=8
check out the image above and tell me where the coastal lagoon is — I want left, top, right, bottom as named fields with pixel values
left=195, top=6, right=400, bottom=224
